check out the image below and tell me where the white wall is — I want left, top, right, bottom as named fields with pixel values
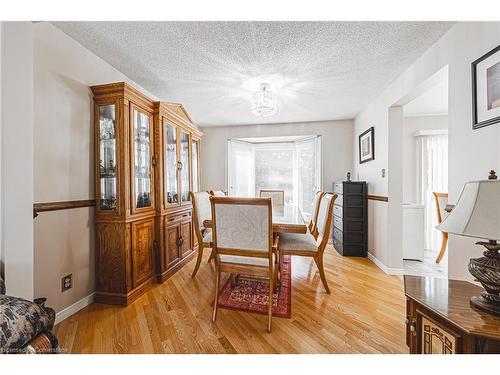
left=353, top=22, right=500, bottom=280
left=200, top=120, right=354, bottom=192
left=1, top=22, right=34, bottom=299
left=33, top=22, right=155, bottom=313
left=402, top=115, right=448, bottom=204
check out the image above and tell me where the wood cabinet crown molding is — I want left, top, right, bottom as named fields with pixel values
left=91, top=82, right=155, bottom=112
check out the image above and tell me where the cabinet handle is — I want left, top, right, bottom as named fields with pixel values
left=409, top=325, right=417, bottom=336
left=405, top=318, right=409, bottom=325
left=177, top=236, right=184, bottom=247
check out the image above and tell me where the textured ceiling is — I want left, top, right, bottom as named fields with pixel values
left=52, top=21, right=453, bottom=127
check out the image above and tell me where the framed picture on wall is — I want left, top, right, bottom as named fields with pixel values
left=358, top=127, right=374, bottom=164
left=472, top=44, right=500, bottom=129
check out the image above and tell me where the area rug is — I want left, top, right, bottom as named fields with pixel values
left=217, top=255, right=291, bottom=318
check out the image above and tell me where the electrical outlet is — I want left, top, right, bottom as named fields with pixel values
left=381, top=168, right=386, bottom=178
left=61, top=274, right=72, bottom=292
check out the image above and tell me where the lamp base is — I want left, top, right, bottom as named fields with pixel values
left=470, top=294, right=500, bottom=316
left=468, top=240, right=500, bottom=317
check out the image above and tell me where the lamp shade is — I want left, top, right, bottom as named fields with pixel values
left=436, top=180, right=500, bottom=241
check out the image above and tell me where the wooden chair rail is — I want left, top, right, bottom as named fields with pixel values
left=33, top=199, right=96, bottom=218
left=367, top=194, right=388, bottom=202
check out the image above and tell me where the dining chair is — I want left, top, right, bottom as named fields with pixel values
left=432, top=192, right=449, bottom=264
left=278, top=193, right=337, bottom=293
left=309, top=191, right=326, bottom=238
left=210, top=190, right=227, bottom=196
left=260, top=189, right=285, bottom=209
left=190, top=191, right=214, bottom=277
left=210, top=196, right=279, bottom=332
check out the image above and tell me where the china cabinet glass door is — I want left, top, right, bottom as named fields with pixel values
left=99, top=104, right=117, bottom=210
left=164, top=120, right=179, bottom=205
left=192, top=139, right=200, bottom=192
left=180, top=131, right=191, bottom=203
left=133, top=109, right=153, bottom=209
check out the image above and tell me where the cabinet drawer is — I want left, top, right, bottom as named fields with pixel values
left=341, top=243, right=367, bottom=257
left=343, top=220, right=364, bottom=232
left=334, top=195, right=343, bottom=206
left=333, top=238, right=343, bottom=254
left=344, top=194, right=364, bottom=207
left=344, top=206, right=364, bottom=219
left=165, top=210, right=192, bottom=224
left=333, top=183, right=343, bottom=194
left=343, top=232, right=365, bottom=244
left=345, top=183, right=365, bottom=195
left=333, top=226, right=343, bottom=243
left=333, top=204, right=343, bottom=218
left=333, top=215, right=343, bottom=231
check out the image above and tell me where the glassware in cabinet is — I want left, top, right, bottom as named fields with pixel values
left=164, top=121, right=178, bottom=205
left=133, top=109, right=152, bottom=209
left=180, top=131, right=191, bottom=203
left=99, top=104, right=117, bottom=210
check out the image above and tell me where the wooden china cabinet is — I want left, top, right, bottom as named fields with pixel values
left=91, top=82, right=202, bottom=305
left=154, top=101, right=202, bottom=283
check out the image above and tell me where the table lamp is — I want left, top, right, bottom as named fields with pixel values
left=436, top=170, right=500, bottom=316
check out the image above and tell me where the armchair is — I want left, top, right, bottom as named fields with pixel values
left=0, top=276, right=58, bottom=354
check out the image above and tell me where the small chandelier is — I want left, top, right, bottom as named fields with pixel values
left=252, top=83, right=276, bottom=117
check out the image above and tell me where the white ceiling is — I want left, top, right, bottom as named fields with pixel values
left=52, top=21, right=453, bottom=127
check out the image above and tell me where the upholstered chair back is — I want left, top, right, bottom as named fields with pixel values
left=316, top=193, right=336, bottom=244
left=210, top=190, right=226, bottom=197
left=191, top=191, right=212, bottom=231
left=211, top=197, right=272, bottom=254
left=260, top=190, right=284, bottom=208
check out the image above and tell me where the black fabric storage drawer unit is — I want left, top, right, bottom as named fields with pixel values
left=331, top=181, right=367, bottom=257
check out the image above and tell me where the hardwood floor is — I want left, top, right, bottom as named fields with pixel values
left=54, top=246, right=408, bottom=353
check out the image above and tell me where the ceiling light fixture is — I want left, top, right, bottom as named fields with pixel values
left=252, top=83, right=276, bottom=117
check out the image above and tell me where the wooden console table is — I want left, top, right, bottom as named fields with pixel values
left=404, top=275, right=500, bottom=354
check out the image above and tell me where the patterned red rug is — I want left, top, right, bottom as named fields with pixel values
left=217, top=255, right=291, bottom=318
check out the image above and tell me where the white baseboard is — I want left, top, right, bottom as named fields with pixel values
left=55, top=292, right=95, bottom=325
left=367, top=252, right=404, bottom=275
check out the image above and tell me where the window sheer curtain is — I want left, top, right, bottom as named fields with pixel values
left=416, top=131, right=448, bottom=253
left=226, top=137, right=322, bottom=216
left=254, top=143, right=296, bottom=204
left=295, top=136, right=322, bottom=217
left=227, top=139, right=255, bottom=197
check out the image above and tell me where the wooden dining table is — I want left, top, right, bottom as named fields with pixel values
left=203, top=203, right=307, bottom=234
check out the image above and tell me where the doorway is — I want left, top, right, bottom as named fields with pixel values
left=400, top=68, right=449, bottom=278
